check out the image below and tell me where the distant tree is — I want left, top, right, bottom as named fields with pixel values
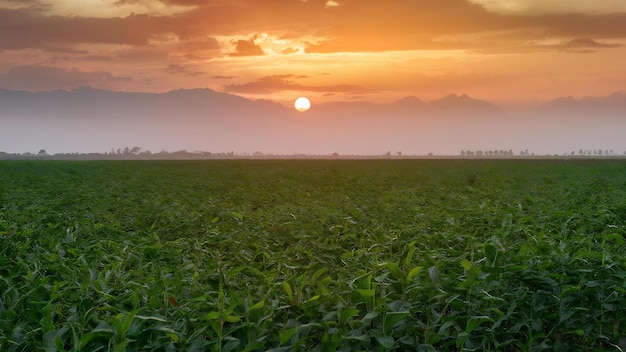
left=38, top=149, right=47, bottom=155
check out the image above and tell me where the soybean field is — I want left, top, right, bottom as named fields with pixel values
left=1, top=159, right=626, bottom=351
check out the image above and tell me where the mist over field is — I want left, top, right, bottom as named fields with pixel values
left=1, top=88, right=625, bottom=156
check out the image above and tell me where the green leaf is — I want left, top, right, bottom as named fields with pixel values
left=363, top=311, right=379, bottom=321
left=242, top=341, right=265, bottom=352
left=484, top=243, right=498, bottom=265
left=302, top=295, right=320, bottom=306
left=406, top=266, right=424, bottom=282
left=225, top=315, right=241, bottom=323
left=385, top=262, right=405, bottom=282
left=345, top=334, right=369, bottom=342
left=404, top=242, right=416, bottom=270
left=311, top=267, right=329, bottom=282
left=135, top=315, right=168, bottom=322
left=355, top=288, right=375, bottom=298
left=376, top=335, right=395, bottom=349
left=279, top=327, right=298, bottom=345
left=461, top=259, right=472, bottom=271
left=205, top=311, right=220, bottom=320
left=339, top=307, right=360, bottom=325
left=77, top=333, right=97, bottom=349
left=466, top=316, right=491, bottom=333
left=282, top=282, right=294, bottom=302
left=249, top=300, right=264, bottom=311
left=383, top=311, right=409, bottom=335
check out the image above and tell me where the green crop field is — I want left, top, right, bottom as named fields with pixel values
left=1, top=159, right=626, bottom=351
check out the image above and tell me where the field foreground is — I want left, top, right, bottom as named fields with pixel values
left=1, top=160, right=626, bottom=351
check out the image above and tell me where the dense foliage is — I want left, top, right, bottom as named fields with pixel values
left=1, top=159, right=626, bottom=351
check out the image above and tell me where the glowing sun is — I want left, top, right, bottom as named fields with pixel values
left=294, top=97, right=311, bottom=112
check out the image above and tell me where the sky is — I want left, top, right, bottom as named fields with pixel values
left=2, top=0, right=626, bottom=107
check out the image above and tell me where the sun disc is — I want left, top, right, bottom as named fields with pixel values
left=294, top=97, right=311, bottom=112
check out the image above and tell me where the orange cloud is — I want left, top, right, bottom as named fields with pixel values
left=223, top=74, right=375, bottom=94
left=3, top=0, right=626, bottom=54
left=229, top=37, right=265, bottom=56
left=2, top=0, right=626, bottom=101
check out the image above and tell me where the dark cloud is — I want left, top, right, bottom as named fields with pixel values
left=534, top=13, right=626, bottom=39
left=175, top=36, right=220, bottom=51
left=229, top=37, right=264, bottom=56
left=0, top=65, right=131, bottom=91
left=163, top=63, right=204, bottom=76
left=529, top=37, right=622, bottom=53
left=116, top=45, right=171, bottom=61
left=0, top=0, right=52, bottom=12
left=2, top=0, right=626, bottom=57
left=82, top=55, right=115, bottom=61
left=0, top=9, right=168, bottom=50
left=114, top=0, right=214, bottom=6
left=164, top=63, right=186, bottom=74
left=560, top=38, right=620, bottom=49
left=158, top=0, right=216, bottom=6
left=161, top=0, right=626, bottom=53
left=223, top=74, right=374, bottom=94
left=212, top=75, right=236, bottom=79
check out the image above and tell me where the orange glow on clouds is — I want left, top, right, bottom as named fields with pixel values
left=0, top=0, right=625, bottom=106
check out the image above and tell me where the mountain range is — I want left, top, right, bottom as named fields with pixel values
left=0, top=87, right=624, bottom=155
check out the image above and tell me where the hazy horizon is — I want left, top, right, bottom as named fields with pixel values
left=1, top=0, right=625, bottom=155
left=1, top=87, right=625, bottom=156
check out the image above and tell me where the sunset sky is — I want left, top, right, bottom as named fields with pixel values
left=2, top=0, right=626, bottom=107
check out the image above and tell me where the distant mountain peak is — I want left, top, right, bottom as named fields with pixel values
left=541, top=91, right=626, bottom=112
left=392, top=96, right=425, bottom=107
left=424, top=93, right=504, bottom=116
left=430, top=93, right=490, bottom=105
